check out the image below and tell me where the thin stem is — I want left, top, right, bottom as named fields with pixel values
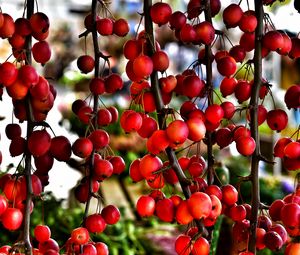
left=204, top=0, right=214, bottom=186
left=83, top=0, right=101, bottom=219
left=143, top=0, right=190, bottom=196
left=143, top=0, right=207, bottom=237
left=23, top=0, right=34, bottom=254
left=175, top=141, right=198, bottom=155
left=248, top=0, right=264, bottom=253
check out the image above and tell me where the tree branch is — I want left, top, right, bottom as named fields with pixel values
left=23, top=1, right=35, bottom=254
left=143, top=0, right=207, bottom=237
left=143, top=0, right=191, bottom=197
left=248, top=1, right=264, bottom=253
left=204, top=0, right=215, bottom=186
left=83, top=0, right=101, bottom=219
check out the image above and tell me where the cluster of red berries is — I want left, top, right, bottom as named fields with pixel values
left=84, top=13, right=129, bottom=37
left=1, top=109, right=73, bottom=233
left=0, top=12, right=53, bottom=122
left=269, top=188, right=300, bottom=245
left=76, top=13, right=129, bottom=76
left=119, top=0, right=300, bottom=254
left=0, top=7, right=61, bottom=236
left=274, top=137, right=300, bottom=171
left=0, top=174, right=41, bottom=230
left=0, top=12, right=51, bottom=64
left=65, top=7, right=130, bottom=255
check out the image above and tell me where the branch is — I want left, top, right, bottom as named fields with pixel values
left=143, top=0, right=191, bottom=197
left=258, top=154, right=275, bottom=165
left=248, top=0, right=264, bottom=253
left=259, top=202, right=269, bottom=210
left=23, top=1, right=35, bottom=254
left=79, top=30, right=90, bottom=38
left=143, top=0, right=207, bottom=235
left=204, top=0, right=215, bottom=186
left=83, top=0, right=101, bottom=219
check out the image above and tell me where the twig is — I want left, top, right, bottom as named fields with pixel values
left=248, top=0, right=264, bottom=253
left=23, top=0, right=35, bottom=254
left=79, top=30, right=90, bottom=38
left=204, top=0, right=215, bottom=186
left=143, top=0, right=191, bottom=197
left=143, top=0, right=207, bottom=237
left=83, top=0, right=101, bottom=220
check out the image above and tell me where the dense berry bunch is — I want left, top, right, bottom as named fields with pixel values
left=120, top=0, right=300, bottom=254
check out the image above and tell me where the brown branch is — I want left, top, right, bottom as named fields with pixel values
left=259, top=202, right=269, bottom=210
left=204, top=0, right=215, bottom=186
left=214, top=29, right=224, bottom=35
left=238, top=175, right=252, bottom=183
left=248, top=0, right=264, bottom=253
left=97, top=51, right=111, bottom=61
left=258, top=154, right=275, bottom=165
left=143, top=0, right=207, bottom=237
left=83, top=0, right=101, bottom=220
left=79, top=30, right=90, bottom=38
left=118, top=178, right=142, bottom=221
left=143, top=0, right=191, bottom=197
left=23, top=1, right=35, bottom=255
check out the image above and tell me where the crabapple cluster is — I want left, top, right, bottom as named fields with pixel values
left=0, top=11, right=53, bottom=122
left=72, top=8, right=128, bottom=202
left=1, top=12, right=51, bottom=64
left=77, top=11, right=130, bottom=76
left=274, top=137, right=300, bottom=171
left=66, top=4, right=130, bottom=255
left=1, top=128, right=72, bottom=231
left=269, top=187, right=300, bottom=239
left=121, top=0, right=300, bottom=254
left=228, top=185, right=300, bottom=254
left=0, top=7, right=63, bottom=233
left=0, top=5, right=81, bottom=255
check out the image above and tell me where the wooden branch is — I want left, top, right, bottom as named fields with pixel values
left=248, top=0, right=264, bottom=253
left=79, top=30, right=90, bottom=38
left=204, top=0, right=215, bottom=186
left=83, top=0, right=101, bottom=219
left=143, top=0, right=207, bottom=237
left=143, top=0, right=191, bottom=197
left=23, top=1, right=35, bottom=254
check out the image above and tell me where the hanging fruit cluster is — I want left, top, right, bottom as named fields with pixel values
left=121, top=0, right=300, bottom=254
left=0, top=0, right=298, bottom=254
left=0, top=1, right=73, bottom=254
left=66, top=1, right=129, bottom=254
left=0, top=0, right=128, bottom=254
left=0, top=6, right=57, bottom=231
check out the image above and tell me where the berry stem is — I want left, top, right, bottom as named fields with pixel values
left=83, top=0, right=100, bottom=220
left=143, top=0, right=207, bottom=237
left=204, top=0, right=215, bottom=186
left=248, top=0, right=264, bottom=253
left=23, top=0, right=35, bottom=254
left=143, top=0, right=190, bottom=197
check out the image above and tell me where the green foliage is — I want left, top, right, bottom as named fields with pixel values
left=257, top=247, right=284, bottom=255
left=0, top=192, right=178, bottom=254
left=31, top=192, right=84, bottom=247
left=226, top=156, right=289, bottom=204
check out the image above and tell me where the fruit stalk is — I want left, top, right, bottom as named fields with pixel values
left=204, top=0, right=215, bottom=186
left=83, top=0, right=100, bottom=219
left=143, top=0, right=191, bottom=199
left=143, top=0, right=208, bottom=236
left=248, top=0, right=264, bottom=253
left=23, top=0, right=35, bottom=254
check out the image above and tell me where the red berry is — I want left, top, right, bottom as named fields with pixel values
left=34, top=225, right=51, bottom=243
left=71, top=227, right=90, bottom=245
left=101, top=205, right=120, bottom=225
